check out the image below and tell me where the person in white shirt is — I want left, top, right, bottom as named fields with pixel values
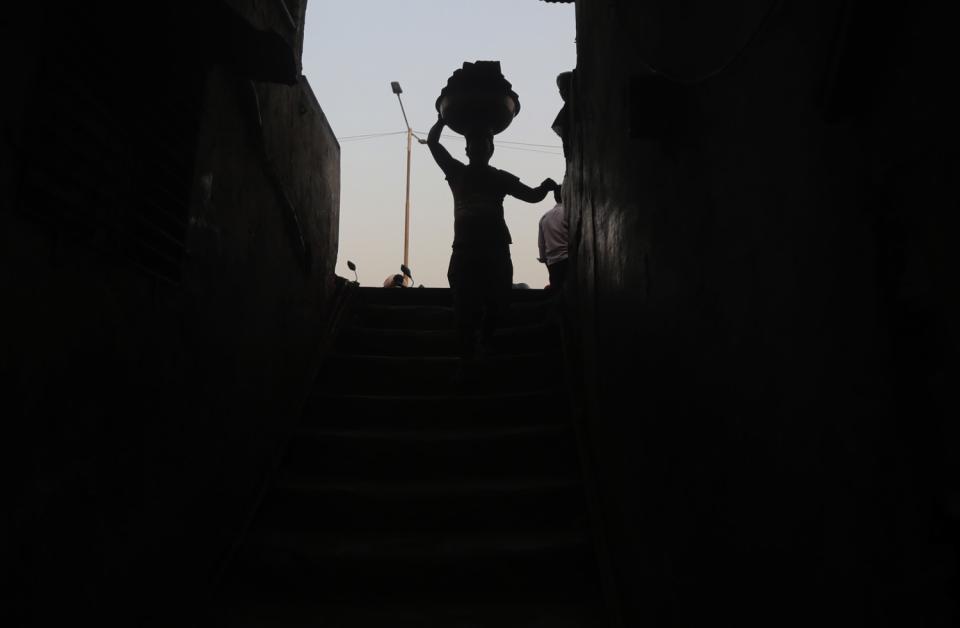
left=537, top=186, right=568, bottom=290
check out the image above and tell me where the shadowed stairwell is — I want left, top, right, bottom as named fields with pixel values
left=208, top=287, right=607, bottom=627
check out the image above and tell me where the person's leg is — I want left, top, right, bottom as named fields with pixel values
left=449, top=253, right=482, bottom=361
left=479, top=253, right=513, bottom=354
left=547, top=258, right=568, bottom=290
left=458, top=298, right=482, bottom=360
left=479, top=299, right=498, bottom=356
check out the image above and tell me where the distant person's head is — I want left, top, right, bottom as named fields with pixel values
left=383, top=273, right=405, bottom=288
left=554, top=184, right=562, bottom=204
left=465, top=132, right=494, bottom=166
left=556, top=71, right=573, bottom=102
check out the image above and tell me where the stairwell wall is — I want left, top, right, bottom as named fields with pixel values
left=2, top=1, right=340, bottom=624
left=564, top=1, right=959, bottom=626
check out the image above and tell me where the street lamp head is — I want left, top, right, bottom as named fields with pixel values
left=391, top=81, right=403, bottom=95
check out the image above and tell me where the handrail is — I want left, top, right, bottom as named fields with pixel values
left=205, top=275, right=359, bottom=598
left=549, top=292, right=625, bottom=628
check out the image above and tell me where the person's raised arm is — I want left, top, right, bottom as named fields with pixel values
left=427, top=114, right=459, bottom=176
left=506, top=176, right=558, bottom=204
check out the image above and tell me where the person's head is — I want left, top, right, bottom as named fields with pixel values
left=465, top=132, right=494, bottom=166
left=556, top=71, right=573, bottom=102
left=383, top=273, right=405, bottom=288
left=554, top=184, right=562, bottom=204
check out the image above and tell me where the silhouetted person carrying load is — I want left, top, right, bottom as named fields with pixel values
left=428, top=61, right=558, bottom=370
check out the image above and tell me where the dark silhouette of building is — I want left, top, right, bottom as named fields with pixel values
left=3, top=1, right=957, bottom=627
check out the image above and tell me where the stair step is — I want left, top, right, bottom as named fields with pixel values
left=275, top=476, right=582, bottom=498
left=295, top=424, right=565, bottom=441
left=302, top=391, right=566, bottom=429
left=223, top=530, right=600, bottom=602
left=251, top=529, right=588, bottom=560
left=210, top=286, right=602, bottom=624
left=208, top=601, right=600, bottom=628
left=357, top=287, right=454, bottom=307
left=255, top=476, right=589, bottom=533
left=281, top=424, right=578, bottom=480
left=318, top=353, right=554, bottom=395
left=355, top=286, right=551, bottom=307
left=350, top=302, right=552, bottom=331
left=335, top=323, right=553, bottom=357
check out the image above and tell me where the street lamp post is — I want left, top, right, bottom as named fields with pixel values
left=391, top=81, right=413, bottom=270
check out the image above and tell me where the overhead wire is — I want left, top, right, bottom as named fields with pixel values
left=497, top=140, right=563, bottom=149
left=338, top=129, right=564, bottom=155
left=419, top=131, right=561, bottom=150
left=430, top=133, right=561, bottom=148
left=425, top=132, right=562, bottom=155
left=494, top=145, right=564, bottom=155
left=337, top=130, right=407, bottom=142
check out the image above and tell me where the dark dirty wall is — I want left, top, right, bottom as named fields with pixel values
left=565, top=1, right=959, bottom=626
left=2, top=2, right=339, bottom=625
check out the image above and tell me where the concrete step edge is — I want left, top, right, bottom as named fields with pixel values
left=249, top=529, right=590, bottom=560
left=274, top=477, right=583, bottom=498
left=293, top=424, right=568, bottom=442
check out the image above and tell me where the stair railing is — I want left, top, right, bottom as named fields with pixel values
left=205, top=274, right=360, bottom=600
left=548, top=293, right=626, bottom=628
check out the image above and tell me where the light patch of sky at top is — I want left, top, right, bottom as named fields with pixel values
left=302, top=0, right=576, bottom=288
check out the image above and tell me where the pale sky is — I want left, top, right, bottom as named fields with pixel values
left=302, top=0, right=576, bottom=288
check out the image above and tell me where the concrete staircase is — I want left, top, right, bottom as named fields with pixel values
left=209, top=287, right=605, bottom=627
